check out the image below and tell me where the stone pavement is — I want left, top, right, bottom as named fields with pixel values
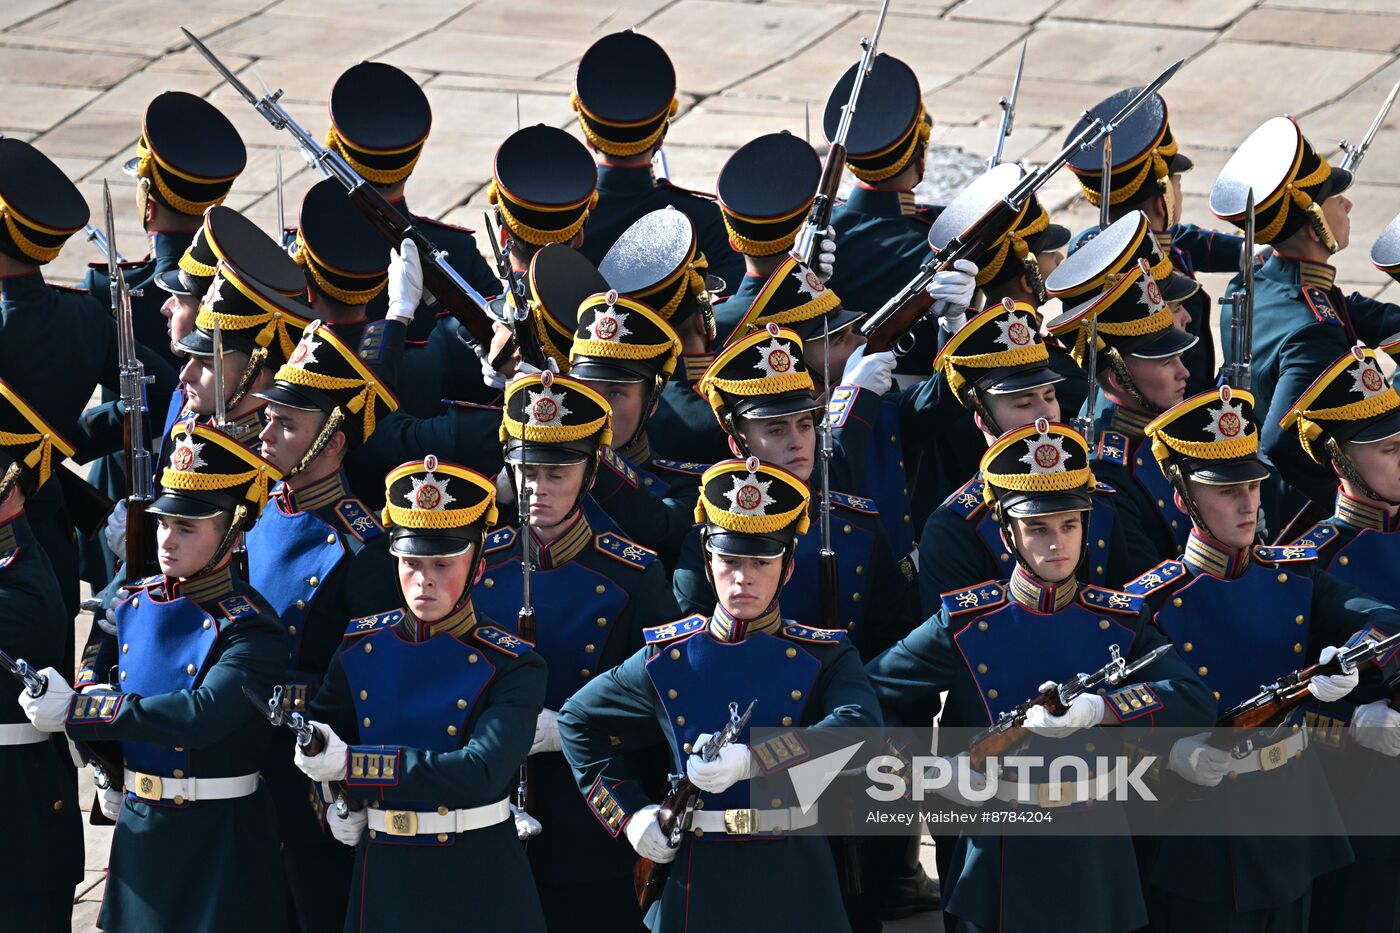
left=6, top=0, right=1396, bottom=927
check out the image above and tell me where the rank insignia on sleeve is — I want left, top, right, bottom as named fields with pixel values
left=356, top=319, right=389, bottom=364
left=1124, top=560, right=1185, bottom=596
left=1252, top=544, right=1317, bottom=564
left=1095, top=431, right=1129, bottom=467
left=484, top=527, right=516, bottom=554
left=942, top=581, right=1006, bottom=616
left=347, top=746, right=401, bottom=787
left=1301, top=286, right=1342, bottom=326
left=1106, top=684, right=1162, bottom=722
left=1290, top=522, right=1338, bottom=549
left=600, top=447, right=638, bottom=486
left=335, top=498, right=382, bottom=542
left=831, top=491, right=877, bottom=514
left=473, top=625, right=533, bottom=656
left=595, top=532, right=656, bottom=570
left=66, top=691, right=122, bottom=725
left=0, top=548, right=16, bottom=570
left=586, top=776, right=629, bottom=837
left=652, top=459, right=707, bottom=475
left=944, top=479, right=986, bottom=520
left=1093, top=481, right=1115, bottom=494
left=752, top=731, right=810, bottom=774
left=1344, top=626, right=1400, bottom=667
left=782, top=623, right=846, bottom=644
left=644, top=615, right=705, bottom=644
left=1079, top=585, right=1143, bottom=615
left=217, top=595, right=256, bottom=624
left=344, top=609, right=403, bottom=636
left=827, top=387, right=855, bottom=428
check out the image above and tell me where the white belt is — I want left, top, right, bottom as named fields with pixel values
left=687, top=805, right=819, bottom=835
left=993, top=766, right=1121, bottom=809
left=124, top=769, right=260, bottom=803
left=1224, top=729, right=1307, bottom=775
left=0, top=722, right=46, bottom=745
left=367, top=798, right=511, bottom=837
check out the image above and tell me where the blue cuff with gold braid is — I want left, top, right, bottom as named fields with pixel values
left=1104, top=684, right=1162, bottom=722
left=67, top=691, right=122, bottom=725
left=750, top=731, right=809, bottom=774
left=1345, top=626, right=1400, bottom=669
left=585, top=776, right=631, bottom=838
left=347, top=746, right=401, bottom=787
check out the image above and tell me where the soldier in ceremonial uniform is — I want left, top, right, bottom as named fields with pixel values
left=712, top=132, right=832, bottom=343
left=899, top=162, right=1069, bottom=525
left=915, top=299, right=1134, bottom=614
left=490, top=124, right=599, bottom=271
left=477, top=369, right=679, bottom=930
left=1065, top=87, right=1245, bottom=396
left=558, top=458, right=881, bottom=933
left=675, top=325, right=917, bottom=660
left=1210, top=116, right=1400, bottom=527
left=866, top=420, right=1215, bottom=933
left=247, top=319, right=400, bottom=932
left=573, top=31, right=741, bottom=291
left=322, top=61, right=502, bottom=416
left=18, top=421, right=288, bottom=933
left=599, top=207, right=731, bottom=464
left=1129, top=387, right=1400, bottom=932
left=293, top=459, right=547, bottom=932
left=0, top=380, right=82, bottom=932
left=1046, top=210, right=1201, bottom=572
left=1279, top=346, right=1400, bottom=932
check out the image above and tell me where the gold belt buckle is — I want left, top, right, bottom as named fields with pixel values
left=133, top=771, right=163, bottom=801
left=723, top=808, right=757, bottom=834
left=384, top=809, right=418, bottom=836
left=1037, top=780, right=1076, bottom=809
left=1258, top=738, right=1291, bottom=772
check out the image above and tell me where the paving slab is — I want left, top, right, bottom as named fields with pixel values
left=0, top=43, right=146, bottom=89
left=1052, top=0, right=1255, bottom=30
left=1, top=83, right=101, bottom=134
left=438, top=0, right=674, bottom=40
left=1225, top=7, right=1400, bottom=52
left=977, top=19, right=1216, bottom=85
left=383, top=29, right=582, bottom=80
left=197, top=11, right=431, bottom=63
left=947, top=0, right=1064, bottom=26
left=11, top=0, right=259, bottom=54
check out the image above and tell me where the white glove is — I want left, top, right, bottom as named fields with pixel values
left=293, top=721, right=349, bottom=783
left=1308, top=646, right=1359, bottom=703
left=1168, top=732, right=1231, bottom=787
left=816, top=225, right=837, bottom=283
left=931, top=753, right=991, bottom=808
left=387, top=238, right=423, bottom=324
left=328, top=805, right=368, bottom=847
left=531, top=708, right=561, bottom=755
left=494, top=467, right=515, bottom=508
left=511, top=802, right=543, bottom=840
left=839, top=345, right=897, bottom=396
left=925, top=259, right=978, bottom=329
left=685, top=733, right=757, bottom=793
left=624, top=804, right=678, bottom=863
left=1349, top=700, right=1400, bottom=757
left=103, top=500, right=128, bottom=555
left=98, top=785, right=123, bottom=821
left=1252, top=242, right=1274, bottom=265
left=516, top=356, right=560, bottom=377
left=1022, top=685, right=1105, bottom=738
left=18, top=667, right=73, bottom=733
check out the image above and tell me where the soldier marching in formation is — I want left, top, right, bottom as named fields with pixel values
left=11, top=15, right=1400, bottom=933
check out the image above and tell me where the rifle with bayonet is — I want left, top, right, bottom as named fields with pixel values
left=515, top=440, right=540, bottom=842
left=1071, top=133, right=1113, bottom=446
left=243, top=684, right=359, bottom=818
left=635, top=699, right=757, bottom=911
left=84, top=224, right=125, bottom=262
left=484, top=213, right=550, bottom=372
left=817, top=320, right=840, bottom=632
left=968, top=644, right=1170, bottom=771
left=987, top=40, right=1026, bottom=170
left=859, top=59, right=1185, bottom=354
left=1210, top=630, right=1400, bottom=748
left=791, top=0, right=891, bottom=267
left=1338, top=78, right=1400, bottom=174
left=181, top=26, right=508, bottom=367
left=1, top=647, right=125, bottom=792
left=104, top=182, right=157, bottom=580
left=1219, top=190, right=1255, bottom=390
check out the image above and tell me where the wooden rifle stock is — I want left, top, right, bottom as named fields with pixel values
left=818, top=550, right=841, bottom=631
left=794, top=143, right=846, bottom=267
left=967, top=688, right=1069, bottom=772
left=634, top=777, right=700, bottom=911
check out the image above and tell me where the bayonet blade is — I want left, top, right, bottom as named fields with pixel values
left=180, top=27, right=259, bottom=105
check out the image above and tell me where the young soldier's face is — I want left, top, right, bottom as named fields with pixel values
left=1122, top=353, right=1190, bottom=411
left=981, top=385, right=1060, bottom=436
left=1186, top=479, right=1261, bottom=550
left=1008, top=512, right=1083, bottom=584
left=156, top=514, right=226, bottom=578
left=708, top=552, right=784, bottom=620
left=517, top=462, right=588, bottom=530
left=1036, top=250, right=1065, bottom=282
left=1321, top=195, right=1352, bottom=252
left=161, top=293, right=200, bottom=349
left=734, top=412, right=816, bottom=482
left=1344, top=436, right=1400, bottom=504
left=398, top=552, right=477, bottom=623
left=259, top=403, right=323, bottom=474
left=179, top=351, right=251, bottom=416
left=591, top=380, right=649, bottom=447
